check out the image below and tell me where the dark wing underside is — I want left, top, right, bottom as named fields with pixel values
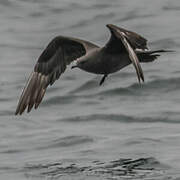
left=15, top=36, right=98, bottom=115
left=105, top=24, right=145, bottom=83
left=106, top=24, right=148, bottom=51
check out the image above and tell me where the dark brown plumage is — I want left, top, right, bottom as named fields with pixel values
left=15, top=24, right=170, bottom=115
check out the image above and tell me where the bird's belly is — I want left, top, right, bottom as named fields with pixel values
left=103, top=54, right=131, bottom=74
left=79, top=54, right=131, bottom=75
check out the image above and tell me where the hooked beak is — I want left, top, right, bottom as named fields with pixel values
left=71, top=60, right=78, bottom=69
left=71, top=65, right=78, bottom=69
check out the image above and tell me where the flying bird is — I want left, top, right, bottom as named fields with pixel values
left=15, top=24, right=170, bottom=115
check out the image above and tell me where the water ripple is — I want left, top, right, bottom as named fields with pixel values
left=23, top=157, right=169, bottom=179
left=60, top=113, right=180, bottom=124
left=36, top=135, right=94, bottom=150
left=95, top=77, right=180, bottom=97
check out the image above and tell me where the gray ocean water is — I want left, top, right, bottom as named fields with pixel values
left=0, top=0, right=180, bottom=179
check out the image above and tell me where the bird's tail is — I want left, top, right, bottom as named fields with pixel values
left=136, top=49, right=174, bottom=63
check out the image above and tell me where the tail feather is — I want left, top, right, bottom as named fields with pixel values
left=136, top=49, right=173, bottom=63
left=136, top=49, right=174, bottom=54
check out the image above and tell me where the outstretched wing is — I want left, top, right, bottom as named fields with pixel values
left=106, top=24, right=148, bottom=50
left=15, top=36, right=98, bottom=115
left=105, top=24, right=145, bottom=83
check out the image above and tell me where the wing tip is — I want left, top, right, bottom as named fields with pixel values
left=106, top=24, right=117, bottom=32
left=106, top=24, right=118, bottom=29
left=106, top=24, right=113, bottom=28
left=15, top=110, right=19, bottom=115
left=15, top=72, right=49, bottom=115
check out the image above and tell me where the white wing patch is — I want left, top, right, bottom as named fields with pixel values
left=117, top=31, right=144, bottom=83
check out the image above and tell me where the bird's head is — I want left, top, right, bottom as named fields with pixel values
left=71, top=58, right=87, bottom=69
left=71, top=49, right=100, bottom=73
left=71, top=54, right=93, bottom=70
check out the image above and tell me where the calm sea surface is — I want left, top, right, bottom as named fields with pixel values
left=0, top=0, right=180, bottom=179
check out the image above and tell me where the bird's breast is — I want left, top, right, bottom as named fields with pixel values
left=100, top=53, right=131, bottom=74
left=78, top=52, right=131, bottom=75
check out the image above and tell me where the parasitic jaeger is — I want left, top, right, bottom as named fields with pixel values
left=15, top=24, right=171, bottom=115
